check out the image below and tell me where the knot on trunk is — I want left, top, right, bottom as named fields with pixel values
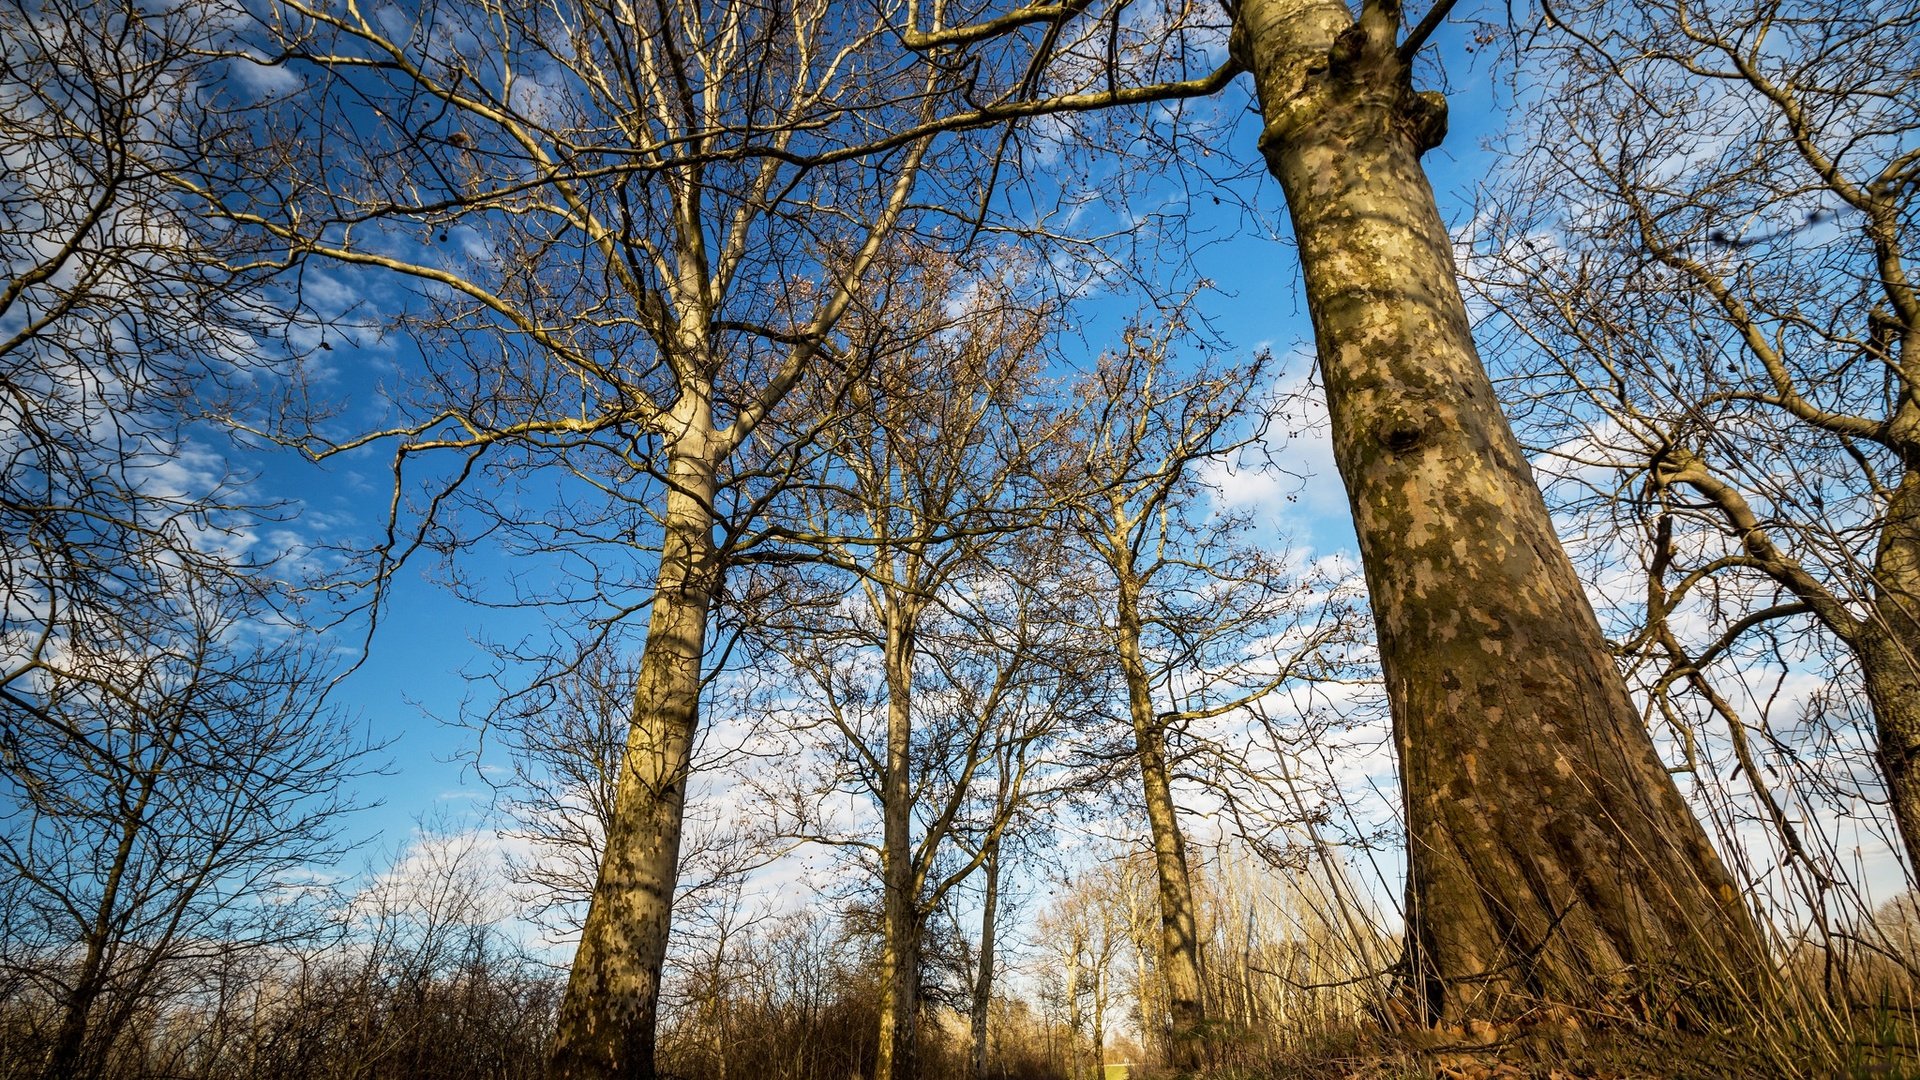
left=1398, top=88, right=1448, bottom=155
left=1649, top=446, right=1707, bottom=488
left=1373, top=398, right=1439, bottom=456
left=1328, top=22, right=1371, bottom=76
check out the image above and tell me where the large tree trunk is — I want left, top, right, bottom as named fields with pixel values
left=1863, top=469, right=1920, bottom=872
left=969, top=838, right=1000, bottom=1080
left=1113, top=570, right=1207, bottom=1069
left=1233, top=0, right=1765, bottom=1021
left=875, top=602, right=921, bottom=1080
left=550, top=417, right=722, bottom=1080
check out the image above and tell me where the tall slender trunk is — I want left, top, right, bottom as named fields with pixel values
left=1864, top=469, right=1920, bottom=871
left=1234, top=0, right=1764, bottom=1020
left=1113, top=570, right=1208, bottom=1067
left=1061, top=938, right=1081, bottom=1080
left=1090, top=959, right=1108, bottom=1079
left=969, top=837, right=1000, bottom=1080
left=551, top=417, right=722, bottom=1080
left=1124, top=884, right=1164, bottom=1064
left=875, top=601, right=920, bottom=1080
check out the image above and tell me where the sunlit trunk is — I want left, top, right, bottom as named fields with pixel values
left=1061, top=939, right=1081, bottom=1079
left=1090, top=961, right=1108, bottom=1079
left=1235, top=0, right=1765, bottom=1020
left=875, top=602, right=920, bottom=1080
left=1113, top=568, right=1208, bottom=1068
left=550, top=415, right=721, bottom=1080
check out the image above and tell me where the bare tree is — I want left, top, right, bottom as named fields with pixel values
left=1, top=0, right=307, bottom=732
left=111, top=0, right=1770, bottom=1038
left=739, top=255, right=1090, bottom=1080
left=1057, top=320, right=1364, bottom=1065
left=0, top=572, right=374, bottom=1080
left=964, top=796, right=1008, bottom=1080
left=1221, top=0, right=1767, bottom=1018
left=1037, top=858, right=1133, bottom=1080
left=1469, top=0, right=1920, bottom=879
left=853, top=0, right=1770, bottom=1022
left=1, top=3, right=374, bottom=1074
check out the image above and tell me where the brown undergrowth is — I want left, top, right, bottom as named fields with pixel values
left=1187, top=999, right=1920, bottom=1080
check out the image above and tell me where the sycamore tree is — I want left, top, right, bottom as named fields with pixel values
left=729, top=0, right=1769, bottom=1024
left=1224, top=0, right=1764, bottom=1018
left=883, top=0, right=1770, bottom=1021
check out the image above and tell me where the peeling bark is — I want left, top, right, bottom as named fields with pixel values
left=550, top=413, right=722, bottom=1080
left=1233, top=0, right=1765, bottom=1020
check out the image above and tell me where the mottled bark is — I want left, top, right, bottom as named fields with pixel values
left=550, top=413, right=721, bottom=1080
left=969, top=839, right=1000, bottom=1080
left=1114, top=569, right=1207, bottom=1068
left=1863, top=470, right=1920, bottom=872
left=875, top=602, right=921, bottom=1080
left=1864, top=633, right=1920, bottom=873
left=1233, top=0, right=1764, bottom=1020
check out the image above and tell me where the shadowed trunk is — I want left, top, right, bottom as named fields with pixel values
left=1234, top=0, right=1764, bottom=1021
left=1864, top=629, right=1920, bottom=875
left=1113, top=567, right=1207, bottom=1069
left=550, top=415, right=721, bottom=1080
left=44, top=932, right=109, bottom=1080
left=970, top=836, right=1001, bottom=1080
left=1864, top=469, right=1920, bottom=872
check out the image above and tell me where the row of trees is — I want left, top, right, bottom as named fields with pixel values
left=479, top=262, right=1375, bottom=1077
left=4, top=0, right=1919, bottom=1077
left=217, top=1, right=1774, bottom=1071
